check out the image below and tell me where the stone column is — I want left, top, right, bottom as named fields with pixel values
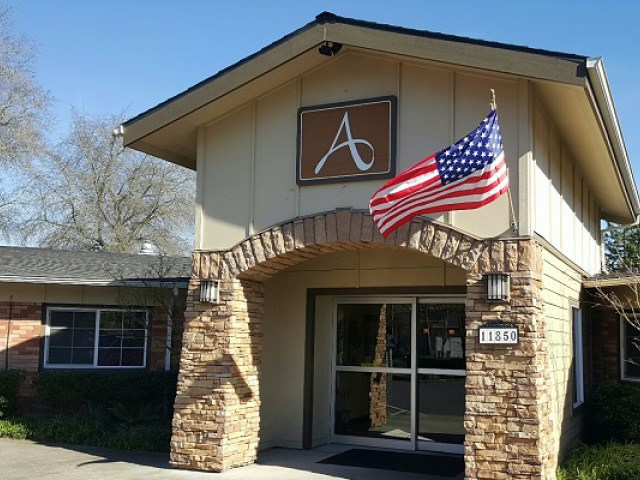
left=170, top=277, right=263, bottom=472
left=464, top=239, right=553, bottom=480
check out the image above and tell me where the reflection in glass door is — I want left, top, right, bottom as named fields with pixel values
left=331, top=297, right=465, bottom=453
left=416, top=303, right=466, bottom=447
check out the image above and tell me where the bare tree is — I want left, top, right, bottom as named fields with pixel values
left=0, top=5, right=50, bottom=240
left=592, top=273, right=640, bottom=370
left=0, top=6, right=50, bottom=165
left=24, top=111, right=195, bottom=255
left=109, top=255, right=190, bottom=370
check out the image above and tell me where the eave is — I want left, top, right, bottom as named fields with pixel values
left=120, top=12, right=639, bottom=224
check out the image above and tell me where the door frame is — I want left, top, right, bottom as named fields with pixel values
left=329, top=294, right=465, bottom=454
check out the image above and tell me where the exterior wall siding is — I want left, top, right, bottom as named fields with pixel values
left=196, top=51, right=526, bottom=251
left=540, top=248, right=585, bottom=455
left=533, top=101, right=601, bottom=275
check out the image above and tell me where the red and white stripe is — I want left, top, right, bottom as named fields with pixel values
left=369, top=151, right=509, bottom=237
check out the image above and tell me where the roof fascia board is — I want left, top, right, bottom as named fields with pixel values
left=586, top=58, right=640, bottom=219
left=0, top=276, right=189, bottom=288
left=123, top=24, right=326, bottom=148
left=325, top=23, right=585, bottom=86
left=583, top=276, right=640, bottom=288
left=123, top=18, right=587, bottom=150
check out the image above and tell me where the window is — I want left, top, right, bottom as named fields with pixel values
left=621, top=317, right=640, bottom=381
left=45, top=308, right=147, bottom=368
left=572, top=308, right=585, bottom=407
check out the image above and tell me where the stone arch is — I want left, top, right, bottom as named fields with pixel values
left=173, top=208, right=548, bottom=478
left=193, top=208, right=502, bottom=282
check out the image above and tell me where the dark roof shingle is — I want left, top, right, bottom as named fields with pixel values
left=0, top=246, right=191, bottom=286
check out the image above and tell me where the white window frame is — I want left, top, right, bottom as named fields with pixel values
left=572, top=307, right=585, bottom=408
left=620, top=316, right=640, bottom=382
left=44, top=307, right=148, bottom=369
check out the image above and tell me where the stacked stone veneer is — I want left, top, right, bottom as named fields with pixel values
left=173, top=208, right=556, bottom=479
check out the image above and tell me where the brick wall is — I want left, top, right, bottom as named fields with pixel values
left=0, top=302, right=43, bottom=395
left=591, top=306, right=620, bottom=385
left=0, top=301, right=181, bottom=402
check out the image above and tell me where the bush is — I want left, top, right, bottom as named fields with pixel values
left=0, top=415, right=172, bottom=452
left=33, top=371, right=177, bottom=418
left=0, top=419, right=29, bottom=439
left=0, top=370, right=25, bottom=418
left=557, top=443, right=640, bottom=480
left=585, top=384, right=640, bottom=444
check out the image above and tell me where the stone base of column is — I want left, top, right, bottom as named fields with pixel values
left=169, top=279, right=263, bottom=472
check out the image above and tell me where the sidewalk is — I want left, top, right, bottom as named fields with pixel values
left=0, top=438, right=463, bottom=480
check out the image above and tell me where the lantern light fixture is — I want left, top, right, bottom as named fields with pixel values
left=486, top=273, right=510, bottom=301
left=199, top=280, right=220, bottom=303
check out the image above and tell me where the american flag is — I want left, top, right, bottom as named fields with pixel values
left=369, top=109, right=509, bottom=237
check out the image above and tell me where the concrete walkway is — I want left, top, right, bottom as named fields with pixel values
left=0, top=438, right=463, bottom=480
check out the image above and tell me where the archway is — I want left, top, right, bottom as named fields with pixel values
left=170, top=208, right=550, bottom=479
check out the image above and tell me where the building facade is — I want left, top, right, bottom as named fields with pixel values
left=121, top=13, right=639, bottom=480
left=0, top=247, right=190, bottom=397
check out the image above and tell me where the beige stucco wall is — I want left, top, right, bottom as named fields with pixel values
left=0, top=282, right=173, bottom=307
left=260, top=247, right=466, bottom=450
left=197, top=50, right=527, bottom=251
left=541, top=247, right=585, bottom=455
left=533, top=102, right=601, bottom=275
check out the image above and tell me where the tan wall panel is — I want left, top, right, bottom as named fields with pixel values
left=312, top=295, right=333, bottom=446
left=254, top=83, right=299, bottom=232
left=200, top=106, right=253, bottom=249
left=198, top=51, right=533, bottom=248
left=542, top=248, right=584, bottom=455
left=300, top=52, right=398, bottom=107
left=533, top=99, right=601, bottom=274
left=561, top=150, right=575, bottom=258
left=534, top=105, right=551, bottom=241
left=548, top=129, right=563, bottom=250
left=448, top=73, right=518, bottom=238
left=0, top=284, right=45, bottom=303
left=259, top=248, right=466, bottom=449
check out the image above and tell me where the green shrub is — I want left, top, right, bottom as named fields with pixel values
left=0, top=415, right=171, bottom=452
left=0, top=419, right=30, bottom=439
left=34, top=371, right=177, bottom=418
left=0, top=370, right=25, bottom=418
left=557, top=443, right=640, bottom=480
left=585, top=384, right=640, bottom=444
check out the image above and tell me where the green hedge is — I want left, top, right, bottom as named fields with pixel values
left=0, top=370, right=25, bottom=418
left=33, top=371, right=177, bottom=419
left=585, top=384, right=640, bottom=444
left=0, top=416, right=171, bottom=452
left=557, top=443, right=640, bottom=480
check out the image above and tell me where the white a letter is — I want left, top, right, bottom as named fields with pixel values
left=315, top=112, right=375, bottom=174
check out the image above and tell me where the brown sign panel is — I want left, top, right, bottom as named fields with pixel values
left=297, top=96, right=396, bottom=185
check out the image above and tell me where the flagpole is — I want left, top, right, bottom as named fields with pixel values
left=491, top=89, right=519, bottom=235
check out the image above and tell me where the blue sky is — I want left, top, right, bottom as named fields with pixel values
left=6, top=1, right=640, bottom=176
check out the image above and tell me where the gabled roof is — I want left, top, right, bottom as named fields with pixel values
left=121, top=11, right=639, bottom=224
left=0, top=246, right=191, bottom=287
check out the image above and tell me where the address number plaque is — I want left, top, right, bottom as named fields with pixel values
left=478, top=323, right=519, bottom=345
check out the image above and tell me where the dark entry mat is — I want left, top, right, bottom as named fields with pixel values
left=318, top=448, right=464, bottom=477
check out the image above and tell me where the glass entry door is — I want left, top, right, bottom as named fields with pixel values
left=331, top=297, right=465, bottom=453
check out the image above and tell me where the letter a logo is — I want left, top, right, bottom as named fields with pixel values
left=315, top=112, right=375, bottom=174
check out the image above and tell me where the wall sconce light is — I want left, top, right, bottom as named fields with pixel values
left=318, top=41, right=343, bottom=56
left=199, top=280, right=220, bottom=303
left=486, top=273, right=510, bottom=301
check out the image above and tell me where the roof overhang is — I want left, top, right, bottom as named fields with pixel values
left=121, top=12, right=639, bottom=224
left=0, top=275, right=190, bottom=288
left=583, top=275, right=640, bottom=289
